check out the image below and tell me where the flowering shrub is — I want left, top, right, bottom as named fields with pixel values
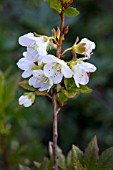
left=17, top=0, right=98, bottom=170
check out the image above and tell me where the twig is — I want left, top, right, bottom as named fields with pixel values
left=52, top=89, right=58, bottom=170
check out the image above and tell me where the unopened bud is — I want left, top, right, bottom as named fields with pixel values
left=63, top=0, right=73, bottom=9
left=63, top=25, right=69, bottom=35
left=56, top=27, right=61, bottom=40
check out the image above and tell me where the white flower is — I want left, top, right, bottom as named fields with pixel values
left=42, top=55, right=73, bottom=84
left=17, top=52, right=35, bottom=78
left=72, top=60, right=97, bottom=88
left=29, top=70, right=53, bottom=91
left=18, top=33, right=49, bottom=61
left=19, top=93, right=35, bottom=107
left=73, top=38, right=96, bottom=58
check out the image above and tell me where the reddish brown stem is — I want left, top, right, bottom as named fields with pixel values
left=1, top=134, right=8, bottom=170
left=52, top=90, right=58, bottom=170
left=52, top=9, right=64, bottom=170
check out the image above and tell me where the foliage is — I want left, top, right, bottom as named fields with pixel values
left=20, top=136, right=113, bottom=170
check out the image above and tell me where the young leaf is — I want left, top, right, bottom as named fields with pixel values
left=98, top=147, right=113, bottom=170
left=77, top=85, right=92, bottom=94
left=64, top=7, right=79, bottom=17
left=64, top=78, right=92, bottom=94
left=49, top=0, right=62, bottom=13
left=84, top=136, right=99, bottom=170
left=63, top=0, right=70, bottom=3
left=18, top=80, right=36, bottom=91
left=57, top=89, right=69, bottom=105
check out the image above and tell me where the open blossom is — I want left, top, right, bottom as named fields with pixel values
left=29, top=70, right=53, bottom=91
left=73, top=38, right=96, bottom=58
left=42, top=55, right=73, bottom=84
left=72, top=60, right=96, bottom=88
left=19, top=93, right=35, bottom=107
left=17, top=52, right=35, bottom=78
left=18, top=33, right=49, bottom=61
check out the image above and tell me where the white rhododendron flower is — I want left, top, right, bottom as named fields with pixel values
left=19, top=93, right=35, bottom=107
left=42, top=55, right=73, bottom=84
left=29, top=70, right=53, bottom=91
left=72, top=60, right=97, bottom=88
left=17, top=52, right=35, bottom=78
left=19, top=33, right=49, bottom=60
left=73, top=38, right=96, bottom=58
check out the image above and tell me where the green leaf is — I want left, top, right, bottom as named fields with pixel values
left=64, top=78, right=76, bottom=91
left=67, top=150, right=73, bottom=169
left=84, top=136, right=99, bottom=170
left=64, top=78, right=92, bottom=94
left=18, top=80, right=36, bottom=91
left=57, top=90, right=69, bottom=106
left=98, top=147, right=113, bottom=170
left=64, top=7, right=79, bottom=17
left=72, top=145, right=84, bottom=170
left=49, top=0, right=62, bottom=13
left=77, top=85, right=92, bottom=94
left=72, top=145, right=84, bottom=164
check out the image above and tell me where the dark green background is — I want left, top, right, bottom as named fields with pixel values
left=0, top=0, right=113, bottom=169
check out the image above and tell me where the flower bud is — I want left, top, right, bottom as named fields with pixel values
left=63, top=25, right=69, bottom=35
left=19, top=92, right=35, bottom=107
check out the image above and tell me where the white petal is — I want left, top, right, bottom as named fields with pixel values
left=80, top=62, right=97, bottom=72
left=52, top=73, right=63, bottom=84
left=61, top=65, right=73, bottom=78
left=42, top=54, right=57, bottom=63
left=17, top=58, right=30, bottom=70
left=32, top=70, right=43, bottom=77
left=79, top=72, right=89, bottom=85
left=18, top=33, right=35, bottom=46
left=19, top=96, right=28, bottom=105
left=44, top=63, right=55, bottom=77
left=24, top=100, right=32, bottom=107
left=80, top=38, right=96, bottom=50
left=22, top=70, right=32, bottom=78
left=73, top=77, right=80, bottom=88
left=26, top=50, right=39, bottom=61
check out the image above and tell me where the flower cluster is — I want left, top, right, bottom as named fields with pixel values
left=17, top=33, right=96, bottom=107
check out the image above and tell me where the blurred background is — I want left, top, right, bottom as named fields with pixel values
left=0, top=0, right=113, bottom=169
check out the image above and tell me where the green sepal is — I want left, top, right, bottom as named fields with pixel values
left=49, top=0, right=62, bottom=13
left=18, top=80, right=36, bottom=91
left=73, top=43, right=86, bottom=54
left=64, top=7, right=79, bottom=17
